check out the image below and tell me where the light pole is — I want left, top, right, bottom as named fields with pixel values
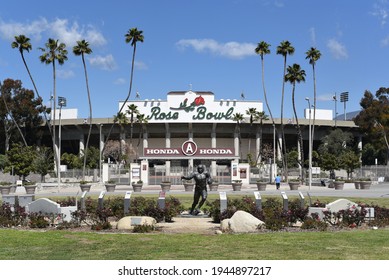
left=340, top=91, right=349, bottom=121
left=305, top=97, right=312, bottom=190
left=58, top=96, right=66, bottom=192
left=99, top=123, right=103, bottom=183
left=332, top=93, right=337, bottom=127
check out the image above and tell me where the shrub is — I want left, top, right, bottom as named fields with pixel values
left=133, top=224, right=156, bottom=233
left=301, top=216, right=328, bottom=231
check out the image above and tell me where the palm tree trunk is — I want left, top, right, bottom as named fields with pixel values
left=52, top=61, right=59, bottom=178
left=82, top=54, right=92, bottom=179
left=104, top=44, right=137, bottom=150
left=291, top=84, right=304, bottom=181
left=21, top=53, right=53, bottom=138
left=280, top=58, right=288, bottom=180
left=312, top=63, right=317, bottom=159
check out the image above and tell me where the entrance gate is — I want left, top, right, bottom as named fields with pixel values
left=148, top=166, right=232, bottom=185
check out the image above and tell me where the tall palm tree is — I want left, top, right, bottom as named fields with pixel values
left=39, top=38, right=68, bottom=176
left=285, top=63, right=306, bottom=181
left=73, top=39, right=93, bottom=180
left=232, top=112, right=244, bottom=160
left=255, top=41, right=274, bottom=123
left=126, top=104, right=140, bottom=161
left=305, top=47, right=321, bottom=152
left=276, top=40, right=295, bottom=178
left=119, top=28, right=144, bottom=115
left=105, top=28, right=144, bottom=147
left=11, top=35, right=52, bottom=138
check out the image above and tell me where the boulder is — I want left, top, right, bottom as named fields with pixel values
left=116, top=216, right=157, bottom=230
left=220, top=210, right=265, bottom=233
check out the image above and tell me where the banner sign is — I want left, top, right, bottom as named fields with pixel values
left=143, top=140, right=234, bottom=158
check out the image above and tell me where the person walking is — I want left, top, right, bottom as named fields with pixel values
left=275, top=174, right=281, bottom=190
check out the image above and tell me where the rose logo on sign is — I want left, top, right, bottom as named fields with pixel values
left=182, top=140, right=198, bottom=156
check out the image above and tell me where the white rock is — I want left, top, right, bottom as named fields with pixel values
left=221, top=211, right=265, bottom=233
left=116, top=216, right=157, bottom=230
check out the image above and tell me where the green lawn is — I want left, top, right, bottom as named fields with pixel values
left=0, top=227, right=388, bottom=260
left=1, top=194, right=389, bottom=260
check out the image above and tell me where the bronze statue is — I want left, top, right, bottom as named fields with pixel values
left=181, top=164, right=212, bottom=215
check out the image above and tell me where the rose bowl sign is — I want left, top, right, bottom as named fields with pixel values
left=144, top=140, right=234, bottom=158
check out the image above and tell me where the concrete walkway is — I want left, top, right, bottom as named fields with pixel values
left=27, top=181, right=389, bottom=199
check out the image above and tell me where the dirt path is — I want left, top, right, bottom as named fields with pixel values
left=158, top=217, right=220, bottom=234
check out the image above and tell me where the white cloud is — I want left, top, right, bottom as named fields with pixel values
left=88, top=54, right=117, bottom=70
left=371, top=0, right=389, bottom=25
left=114, top=78, right=126, bottom=85
left=0, top=17, right=107, bottom=47
left=134, top=60, right=148, bottom=70
left=327, top=38, right=348, bottom=59
left=176, top=39, right=256, bottom=59
left=0, top=17, right=48, bottom=41
left=381, top=35, right=389, bottom=46
left=309, top=27, right=316, bottom=46
left=57, top=69, right=75, bottom=79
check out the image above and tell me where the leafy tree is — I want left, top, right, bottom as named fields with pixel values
left=4, top=143, right=35, bottom=180
left=318, top=128, right=355, bottom=178
left=73, top=39, right=93, bottom=179
left=81, top=146, right=100, bottom=169
left=0, top=79, right=46, bottom=152
left=61, top=153, right=82, bottom=169
left=354, top=88, right=389, bottom=164
left=33, top=146, right=54, bottom=182
left=39, top=38, right=68, bottom=176
left=103, top=140, right=128, bottom=163
left=285, top=63, right=306, bottom=180
left=0, top=154, right=8, bottom=171
left=0, top=80, right=27, bottom=147
left=340, top=150, right=361, bottom=179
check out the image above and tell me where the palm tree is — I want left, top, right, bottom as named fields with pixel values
left=276, top=40, right=295, bottom=179
left=305, top=47, right=321, bottom=154
left=232, top=113, right=244, bottom=160
left=136, top=113, right=148, bottom=147
left=126, top=104, right=140, bottom=161
left=246, top=107, right=259, bottom=158
left=135, top=113, right=148, bottom=161
left=255, top=41, right=274, bottom=123
left=113, top=112, right=129, bottom=158
left=39, top=38, right=68, bottom=176
left=285, top=63, right=306, bottom=181
left=119, top=28, right=144, bottom=115
left=255, top=111, right=269, bottom=164
left=11, top=35, right=53, bottom=138
left=73, top=40, right=93, bottom=180
left=105, top=28, right=144, bottom=147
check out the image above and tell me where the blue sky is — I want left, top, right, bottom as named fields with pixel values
left=1, top=0, right=389, bottom=119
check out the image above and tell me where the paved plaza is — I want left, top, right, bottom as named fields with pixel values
left=31, top=181, right=389, bottom=199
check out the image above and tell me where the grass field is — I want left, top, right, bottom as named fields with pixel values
left=0, top=227, right=388, bottom=260
left=1, top=194, right=389, bottom=260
